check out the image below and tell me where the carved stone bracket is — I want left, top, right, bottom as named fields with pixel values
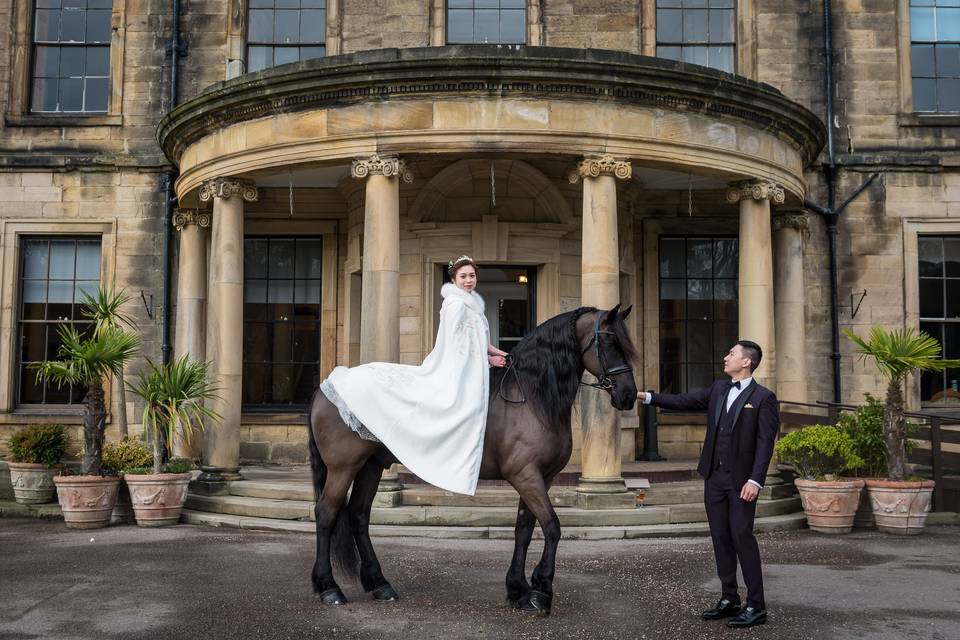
left=198, top=177, right=259, bottom=203
left=567, top=155, right=632, bottom=183
left=172, top=209, right=212, bottom=231
left=773, top=212, right=809, bottom=232
left=725, top=180, right=786, bottom=205
left=351, top=154, right=414, bottom=183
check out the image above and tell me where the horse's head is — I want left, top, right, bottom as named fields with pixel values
left=577, top=305, right=639, bottom=411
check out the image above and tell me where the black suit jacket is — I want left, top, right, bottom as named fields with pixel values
left=650, top=380, right=779, bottom=488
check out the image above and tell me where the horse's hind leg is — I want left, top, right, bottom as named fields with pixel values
left=510, top=472, right=561, bottom=617
left=506, top=498, right=536, bottom=606
left=313, top=463, right=360, bottom=605
left=347, top=458, right=399, bottom=601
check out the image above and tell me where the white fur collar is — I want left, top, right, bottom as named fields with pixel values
left=441, top=282, right=485, bottom=314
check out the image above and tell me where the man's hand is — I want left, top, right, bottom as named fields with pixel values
left=740, top=482, right=760, bottom=502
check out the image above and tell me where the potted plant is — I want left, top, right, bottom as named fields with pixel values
left=844, top=326, right=959, bottom=534
left=6, top=424, right=69, bottom=504
left=102, top=437, right=153, bottom=524
left=31, top=300, right=139, bottom=529
left=125, top=355, right=218, bottom=526
left=80, top=288, right=135, bottom=440
left=775, top=424, right=865, bottom=534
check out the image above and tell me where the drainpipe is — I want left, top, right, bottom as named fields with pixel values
left=161, top=0, right=182, bottom=366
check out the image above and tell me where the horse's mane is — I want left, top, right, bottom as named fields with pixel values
left=489, top=306, right=639, bottom=428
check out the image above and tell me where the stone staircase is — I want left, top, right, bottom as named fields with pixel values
left=181, top=464, right=806, bottom=539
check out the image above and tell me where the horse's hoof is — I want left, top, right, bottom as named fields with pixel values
left=519, top=590, right=552, bottom=617
left=372, top=584, right=399, bottom=602
left=319, top=588, right=348, bottom=605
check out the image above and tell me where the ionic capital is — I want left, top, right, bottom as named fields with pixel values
left=725, top=180, right=785, bottom=205
left=351, top=154, right=414, bottom=183
left=198, top=177, right=259, bottom=203
left=567, top=155, right=632, bottom=183
left=172, top=209, right=212, bottom=232
left=773, top=212, right=809, bottom=232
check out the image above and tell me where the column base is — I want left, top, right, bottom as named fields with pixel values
left=194, top=467, right=243, bottom=495
left=576, top=477, right=635, bottom=509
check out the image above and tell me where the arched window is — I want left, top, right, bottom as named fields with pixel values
left=247, top=0, right=326, bottom=73
left=656, top=0, right=735, bottom=73
left=447, top=0, right=526, bottom=45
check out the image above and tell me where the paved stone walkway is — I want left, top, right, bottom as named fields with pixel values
left=0, top=518, right=958, bottom=640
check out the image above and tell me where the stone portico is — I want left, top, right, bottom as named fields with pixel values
left=157, top=46, right=824, bottom=504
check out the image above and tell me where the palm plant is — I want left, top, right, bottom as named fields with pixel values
left=80, top=288, right=135, bottom=439
left=31, top=325, right=139, bottom=476
left=843, top=326, right=960, bottom=480
left=127, top=355, right=219, bottom=474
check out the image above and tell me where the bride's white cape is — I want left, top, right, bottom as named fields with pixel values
left=320, top=283, right=490, bottom=495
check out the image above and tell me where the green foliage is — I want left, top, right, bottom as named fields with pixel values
left=30, top=324, right=139, bottom=388
left=843, top=326, right=960, bottom=383
left=102, top=438, right=153, bottom=473
left=123, top=466, right=153, bottom=475
left=79, top=288, right=135, bottom=336
left=8, top=424, right=69, bottom=466
left=836, top=394, right=886, bottom=478
left=127, top=355, right=220, bottom=474
left=162, top=457, right=194, bottom=474
left=774, top=424, right=865, bottom=480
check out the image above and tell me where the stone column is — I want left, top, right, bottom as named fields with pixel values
left=195, top=177, right=258, bottom=490
left=352, top=154, right=412, bottom=507
left=726, top=180, right=783, bottom=390
left=773, top=213, right=809, bottom=404
left=172, top=209, right=211, bottom=459
left=569, top=155, right=635, bottom=509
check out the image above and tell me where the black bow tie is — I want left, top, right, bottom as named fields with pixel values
left=728, top=380, right=741, bottom=389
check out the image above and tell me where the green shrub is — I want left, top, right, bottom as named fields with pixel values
left=102, top=438, right=153, bottom=473
left=162, top=457, right=193, bottom=474
left=8, top=424, right=69, bottom=466
left=123, top=466, right=153, bottom=475
left=774, top=424, right=864, bottom=480
left=836, top=394, right=917, bottom=478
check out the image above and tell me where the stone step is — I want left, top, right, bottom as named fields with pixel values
left=184, top=493, right=801, bottom=526
left=179, top=510, right=809, bottom=539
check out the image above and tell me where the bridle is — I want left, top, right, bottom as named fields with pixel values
left=580, top=311, right=634, bottom=392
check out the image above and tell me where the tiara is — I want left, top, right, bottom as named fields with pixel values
left=448, top=255, right=474, bottom=268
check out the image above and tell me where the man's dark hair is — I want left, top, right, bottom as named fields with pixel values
left=736, top=340, right=762, bottom=373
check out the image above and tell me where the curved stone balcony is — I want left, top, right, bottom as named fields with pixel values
left=158, top=45, right=826, bottom=204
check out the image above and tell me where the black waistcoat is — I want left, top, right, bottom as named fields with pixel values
left=714, top=393, right=737, bottom=470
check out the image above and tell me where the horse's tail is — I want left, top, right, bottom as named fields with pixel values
left=308, top=389, right=359, bottom=580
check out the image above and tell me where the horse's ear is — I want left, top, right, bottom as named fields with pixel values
left=604, top=304, right=621, bottom=325
left=619, top=305, right=633, bottom=320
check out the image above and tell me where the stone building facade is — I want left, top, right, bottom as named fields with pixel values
left=0, top=2, right=956, bottom=499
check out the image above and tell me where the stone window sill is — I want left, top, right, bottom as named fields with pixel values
left=899, top=113, right=960, bottom=127
left=4, top=114, right=123, bottom=128
left=241, top=412, right=308, bottom=425
left=0, top=408, right=85, bottom=424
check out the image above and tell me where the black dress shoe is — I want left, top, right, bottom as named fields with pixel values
left=701, top=598, right=741, bottom=620
left=727, top=606, right=767, bottom=628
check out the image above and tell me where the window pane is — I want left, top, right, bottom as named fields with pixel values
left=687, top=279, right=712, bottom=320
left=293, top=323, right=319, bottom=358
left=294, top=279, right=320, bottom=304
left=22, top=281, right=47, bottom=319
left=247, top=46, right=273, bottom=72
left=659, top=322, right=684, bottom=362
left=245, top=239, right=269, bottom=277
left=449, top=0, right=473, bottom=7
left=714, top=238, right=737, bottom=276
left=84, top=77, right=109, bottom=111
left=683, top=46, right=709, bottom=66
left=21, top=323, right=47, bottom=363
left=86, top=46, right=110, bottom=76
left=945, top=238, right=960, bottom=276
left=60, top=9, right=85, bottom=42
left=269, top=280, right=294, bottom=306
left=659, top=238, right=685, bottom=277
left=920, top=237, right=944, bottom=276
left=939, top=7, right=960, bottom=40
left=20, top=368, right=46, bottom=404
left=937, top=77, right=960, bottom=110
left=31, top=78, right=58, bottom=111
left=249, top=9, right=274, bottom=42
left=683, top=9, right=708, bottom=43
left=274, top=46, right=299, bottom=66
left=35, top=10, right=59, bottom=41
left=686, top=238, right=712, bottom=276
left=275, top=10, right=299, bottom=43
left=709, top=8, right=734, bottom=42
left=657, top=8, right=683, bottom=42
left=475, top=9, right=499, bottom=43
left=945, top=322, right=960, bottom=359
left=688, top=363, right=713, bottom=391
left=295, top=239, right=323, bottom=277
left=946, top=279, right=960, bottom=317
left=660, top=280, right=685, bottom=320
left=34, top=46, right=60, bottom=77
left=911, top=7, right=936, bottom=41
left=920, top=278, right=944, bottom=317
left=270, top=240, right=295, bottom=277
left=87, top=9, right=111, bottom=42
left=23, top=241, right=49, bottom=279
left=300, top=46, right=325, bottom=61
left=47, top=282, right=73, bottom=320
left=61, top=48, right=85, bottom=77
left=501, top=9, right=525, bottom=43
left=657, top=45, right=682, bottom=61
left=59, top=76, right=84, bottom=111
left=300, top=9, right=326, bottom=43
left=448, top=9, right=473, bottom=43
left=913, top=77, right=937, bottom=111
left=49, top=241, right=76, bottom=278
left=709, top=45, right=734, bottom=72
left=243, top=323, right=270, bottom=362
left=914, top=44, right=937, bottom=77
left=245, top=279, right=268, bottom=305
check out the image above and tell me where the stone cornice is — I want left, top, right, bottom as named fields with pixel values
left=198, top=177, right=259, bottom=203
left=725, top=180, right=786, bottom=205
left=567, top=155, right=632, bottom=183
left=157, top=46, right=826, bottom=166
left=172, top=209, right=211, bottom=231
left=351, top=154, right=414, bottom=182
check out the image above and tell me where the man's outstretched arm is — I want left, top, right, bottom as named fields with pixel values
left=640, top=383, right=714, bottom=412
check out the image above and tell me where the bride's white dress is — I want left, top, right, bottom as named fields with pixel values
left=319, top=283, right=490, bottom=495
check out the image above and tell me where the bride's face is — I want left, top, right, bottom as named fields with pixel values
left=453, top=265, right=477, bottom=292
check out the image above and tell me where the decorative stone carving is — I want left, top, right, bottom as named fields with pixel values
left=172, top=209, right=212, bottom=231
left=351, top=154, right=414, bottom=183
left=773, top=212, right=809, bottom=232
left=197, top=177, right=259, bottom=203
left=567, top=155, right=632, bottom=183
left=726, top=180, right=786, bottom=205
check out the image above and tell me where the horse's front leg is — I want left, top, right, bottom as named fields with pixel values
left=511, top=474, right=561, bottom=617
left=506, top=498, right=536, bottom=606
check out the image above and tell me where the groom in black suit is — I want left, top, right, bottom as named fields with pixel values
left=640, top=340, right=778, bottom=628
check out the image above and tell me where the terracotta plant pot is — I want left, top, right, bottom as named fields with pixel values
left=7, top=462, right=57, bottom=504
left=794, top=478, right=865, bottom=534
left=853, top=484, right=876, bottom=529
left=125, top=472, right=191, bottom=526
left=53, top=475, right=121, bottom=529
left=864, top=479, right=935, bottom=535
left=110, top=480, right=136, bottom=525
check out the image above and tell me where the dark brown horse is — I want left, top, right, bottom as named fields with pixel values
left=307, top=305, right=639, bottom=616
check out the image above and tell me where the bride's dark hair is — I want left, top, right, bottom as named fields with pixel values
left=447, top=255, right=478, bottom=278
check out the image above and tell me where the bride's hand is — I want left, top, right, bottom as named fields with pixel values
left=488, top=355, right=507, bottom=368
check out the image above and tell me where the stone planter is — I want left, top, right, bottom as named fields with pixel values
left=795, top=478, right=865, bottom=534
left=853, top=485, right=876, bottom=529
left=110, top=480, right=136, bottom=525
left=125, top=473, right=191, bottom=526
left=8, top=462, right=57, bottom=504
left=865, top=479, right=935, bottom=535
left=53, top=475, right=121, bottom=529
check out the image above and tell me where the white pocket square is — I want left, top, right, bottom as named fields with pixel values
left=744, top=403, right=755, bottom=409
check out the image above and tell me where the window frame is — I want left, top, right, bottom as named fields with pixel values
left=653, top=0, right=738, bottom=74
left=902, top=0, right=960, bottom=116
left=916, top=234, right=960, bottom=405
left=245, top=0, right=328, bottom=75
left=444, top=0, right=528, bottom=46
left=430, top=0, right=538, bottom=46
left=4, top=0, right=125, bottom=127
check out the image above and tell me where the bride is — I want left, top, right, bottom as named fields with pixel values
left=319, top=255, right=508, bottom=495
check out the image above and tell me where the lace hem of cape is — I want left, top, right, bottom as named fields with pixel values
left=319, top=379, right=381, bottom=443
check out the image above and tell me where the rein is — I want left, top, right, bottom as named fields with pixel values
left=579, top=311, right=634, bottom=392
